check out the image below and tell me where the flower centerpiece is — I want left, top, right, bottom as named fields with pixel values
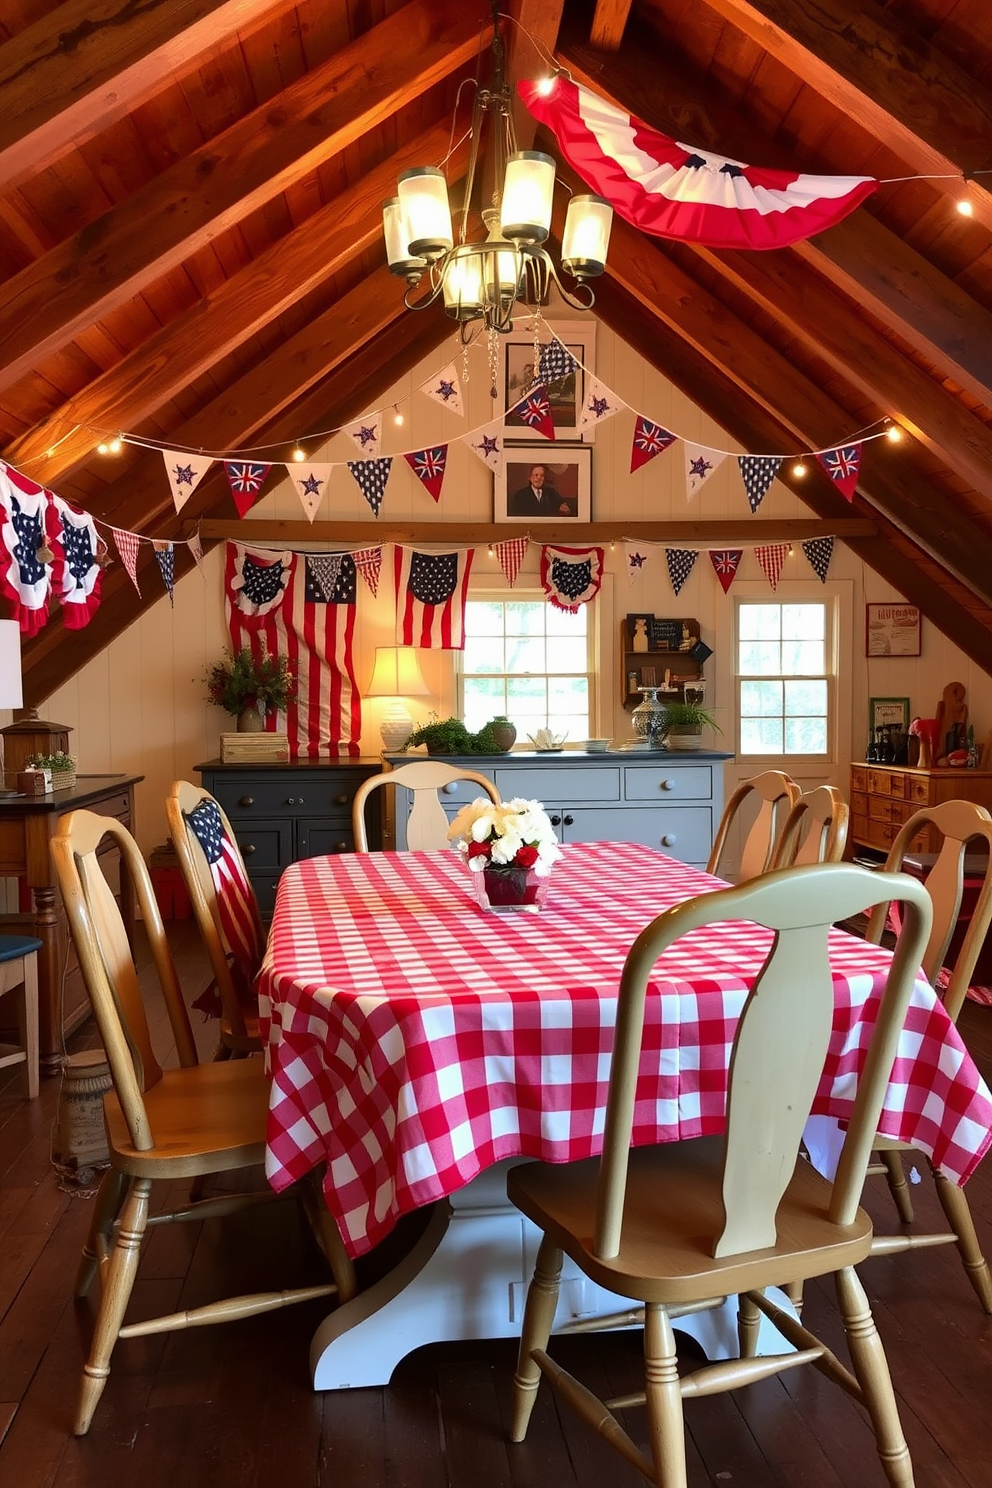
left=447, top=797, right=563, bottom=911
left=203, top=647, right=296, bottom=731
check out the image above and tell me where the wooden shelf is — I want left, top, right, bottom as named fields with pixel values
left=621, top=615, right=708, bottom=710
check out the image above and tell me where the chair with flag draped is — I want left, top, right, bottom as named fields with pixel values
left=167, top=780, right=265, bottom=1057
left=771, top=785, right=850, bottom=868
left=352, top=760, right=501, bottom=852
left=707, top=770, right=801, bottom=882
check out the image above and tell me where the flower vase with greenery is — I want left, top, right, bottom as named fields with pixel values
left=447, top=797, right=562, bottom=910
left=203, top=648, right=296, bottom=732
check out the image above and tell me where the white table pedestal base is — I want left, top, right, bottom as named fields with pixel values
left=310, top=1160, right=797, bottom=1391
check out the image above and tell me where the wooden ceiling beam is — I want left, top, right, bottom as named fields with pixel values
left=3, top=120, right=466, bottom=485
left=506, top=1, right=567, bottom=150
left=0, top=0, right=483, bottom=394
left=590, top=1, right=634, bottom=51
left=0, top=0, right=300, bottom=192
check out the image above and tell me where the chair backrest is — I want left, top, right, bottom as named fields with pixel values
left=51, top=810, right=199, bottom=1152
left=865, top=798, right=992, bottom=1021
left=352, top=761, right=501, bottom=851
left=706, top=770, right=801, bottom=881
left=166, top=781, right=264, bottom=1041
left=593, top=862, right=932, bottom=1262
left=771, top=785, right=850, bottom=868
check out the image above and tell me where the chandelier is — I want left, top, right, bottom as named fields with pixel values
left=381, top=4, right=613, bottom=339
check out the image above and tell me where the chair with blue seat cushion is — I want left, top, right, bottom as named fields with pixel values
left=0, top=933, right=41, bottom=1098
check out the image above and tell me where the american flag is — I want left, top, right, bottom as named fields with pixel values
left=224, top=461, right=271, bottom=518
left=226, top=543, right=360, bottom=757
left=394, top=546, right=474, bottom=649
left=404, top=446, right=448, bottom=503
left=709, top=549, right=742, bottom=594
left=630, top=416, right=676, bottom=473
left=185, top=798, right=263, bottom=981
left=816, top=444, right=862, bottom=501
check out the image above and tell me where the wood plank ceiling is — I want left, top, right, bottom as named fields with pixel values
left=2, top=0, right=992, bottom=702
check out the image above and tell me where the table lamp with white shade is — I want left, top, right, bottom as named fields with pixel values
left=365, top=646, right=430, bottom=750
left=0, top=620, right=24, bottom=793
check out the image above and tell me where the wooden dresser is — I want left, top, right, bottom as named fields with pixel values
left=850, top=762, right=992, bottom=855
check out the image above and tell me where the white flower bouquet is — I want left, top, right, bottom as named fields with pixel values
left=447, top=797, right=563, bottom=879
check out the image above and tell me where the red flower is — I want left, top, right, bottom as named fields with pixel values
left=515, top=845, right=539, bottom=869
left=467, top=840, right=492, bottom=860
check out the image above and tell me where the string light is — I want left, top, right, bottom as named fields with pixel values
left=535, top=74, right=556, bottom=97
left=792, top=459, right=808, bottom=478
left=393, top=405, right=404, bottom=427
left=886, top=424, right=904, bottom=443
left=291, top=446, right=306, bottom=462
left=97, top=437, right=122, bottom=455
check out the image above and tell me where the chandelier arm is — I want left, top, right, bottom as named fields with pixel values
left=521, top=250, right=598, bottom=313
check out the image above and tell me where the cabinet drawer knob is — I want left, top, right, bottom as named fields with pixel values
left=286, top=796, right=304, bottom=806
left=333, top=841, right=349, bottom=853
left=242, top=843, right=256, bottom=856
left=563, top=814, right=574, bottom=826
left=334, top=793, right=349, bottom=806
left=661, top=779, right=676, bottom=792
left=549, top=814, right=562, bottom=826
left=238, top=795, right=253, bottom=808
left=661, top=833, right=676, bottom=847
left=442, top=782, right=459, bottom=795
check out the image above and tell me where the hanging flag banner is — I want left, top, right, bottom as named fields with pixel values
left=226, top=544, right=360, bottom=758
left=540, top=544, right=604, bottom=612
left=344, top=417, right=380, bottom=458
left=153, top=541, right=175, bottom=606
left=420, top=363, right=464, bottom=417
left=394, top=546, right=474, bottom=649
left=50, top=496, right=101, bottom=628
left=162, top=449, right=212, bottom=513
left=112, top=527, right=141, bottom=593
left=353, top=545, right=383, bottom=597
left=286, top=462, right=333, bottom=522
left=755, top=543, right=790, bottom=591
left=630, top=416, right=676, bottom=474
left=224, top=460, right=272, bottom=519
left=817, top=443, right=862, bottom=502
left=738, top=455, right=782, bottom=514
left=509, top=385, right=556, bottom=441
left=306, top=553, right=347, bottom=600
left=580, top=376, right=622, bottom=432
left=518, top=77, right=877, bottom=250
left=709, top=549, right=743, bottom=594
left=494, top=536, right=529, bottom=588
left=187, top=529, right=206, bottom=573
left=538, top=335, right=579, bottom=388
left=404, top=446, right=448, bottom=503
left=623, top=542, right=652, bottom=582
left=464, top=421, right=504, bottom=477
left=348, top=457, right=392, bottom=518
left=0, top=464, right=53, bottom=636
left=666, top=548, right=698, bottom=596
left=684, top=444, right=726, bottom=500
left=802, top=536, right=835, bottom=582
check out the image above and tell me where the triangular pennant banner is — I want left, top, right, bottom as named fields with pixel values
left=540, top=545, right=604, bottom=612
left=493, top=537, right=529, bottom=588
left=630, top=416, right=677, bottom=474
left=353, top=545, right=383, bottom=597
left=162, top=449, right=212, bottom=513
left=738, top=454, right=783, bottom=514
left=188, top=529, right=206, bottom=572
left=112, top=527, right=141, bottom=592
left=509, top=385, right=556, bottom=441
left=404, top=446, right=448, bottom=503
left=665, top=548, right=698, bottom=596
left=286, top=462, right=333, bottom=522
left=420, top=363, right=464, bottom=417
left=224, top=460, right=272, bottom=518
left=348, top=457, right=391, bottom=517
left=802, top=536, right=835, bottom=582
left=684, top=444, right=726, bottom=499
left=623, top=542, right=652, bottom=582
left=538, top=335, right=579, bottom=387
left=306, top=553, right=346, bottom=600
left=344, top=417, right=380, bottom=457
left=580, top=376, right=622, bottom=431
left=709, top=549, right=743, bottom=594
left=754, top=543, right=789, bottom=590
left=153, top=540, right=175, bottom=606
left=464, top=421, right=504, bottom=477
left=816, top=443, right=862, bottom=501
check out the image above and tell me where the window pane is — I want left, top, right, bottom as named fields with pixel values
left=737, top=601, right=831, bottom=760
left=506, top=601, right=546, bottom=636
left=785, top=717, right=828, bottom=753
left=461, top=597, right=590, bottom=736
left=739, top=641, right=782, bottom=676
left=781, top=639, right=824, bottom=674
left=463, top=636, right=502, bottom=673
left=547, top=636, right=588, bottom=673
left=463, top=679, right=506, bottom=730
left=466, top=602, right=505, bottom=636
left=738, top=605, right=782, bottom=640
left=546, top=605, right=585, bottom=637
left=784, top=679, right=828, bottom=716
left=506, top=635, right=547, bottom=673
left=741, top=681, right=783, bottom=716
left=782, top=603, right=824, bottom=640
left=741, top=718, right=783, bottom=753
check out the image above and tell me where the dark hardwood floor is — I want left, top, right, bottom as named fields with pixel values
left=1, top=921, right=991, bottom=1487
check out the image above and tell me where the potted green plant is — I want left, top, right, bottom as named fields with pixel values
left=660, top=699, right=722, bottom=752
left=203, top=647, right=296, bottom=732
left=400, top=714, right=518, bottom=755
left=25, top=750, right=76, bottom=790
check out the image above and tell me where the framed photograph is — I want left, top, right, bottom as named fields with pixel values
left=869, top=696, right=910, bottom=737
left=496, top=446, right=592, bottom=524
left=866, top=602, right=921, bottom=657
left=498, top=320, right=596, bottom=442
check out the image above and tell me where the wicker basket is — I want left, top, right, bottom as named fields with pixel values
left=50, top=767, right=76, bottom=791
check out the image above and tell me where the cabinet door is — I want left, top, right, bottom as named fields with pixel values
left=226, top=818, right=293, bottom=872
left=300, top=821, right=358, bottom=857
left=550, top=805, right=713, bottom=865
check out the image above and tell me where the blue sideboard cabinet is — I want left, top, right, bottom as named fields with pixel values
left=384, top=750, right=732, bottom=869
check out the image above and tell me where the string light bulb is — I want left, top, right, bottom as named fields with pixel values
left=886, top=424, right=904, bottom=443
left=536, top=75, right=556, bottom=97
left=393, top=405, right=404, bottom=427
left=97, top=438, right=122, bottom=455
left=792, top=459, right=808, bottom=478
left=292, top=445, right=306, bottom=462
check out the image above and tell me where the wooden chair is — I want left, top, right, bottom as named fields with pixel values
left=0, top=933, right=41, bottom=1097
left=507, top=863, right=932, bottom=1488
left=51, top=809, right=348, bottom=1436
left=771, top=785, right=850, bottom=868
left=352, top=760, right=501, bottom=852
left=706, top=770, right=801, bottom=881
left=863, top=798, right=992, bottom=1312
left=166, top=780, right=265, bottom=1057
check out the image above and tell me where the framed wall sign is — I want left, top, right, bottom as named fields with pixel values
left=866, top=603, right=921, bottom=656
left=497, top=321, right=595, bottom=442
left=869, top=696, right=910, bottom=738
left=496, top=446, right=592, bottom=524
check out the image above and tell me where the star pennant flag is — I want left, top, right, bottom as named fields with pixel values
left=540, top=545, right=604, bottom=612
left=404, top=446, right=448, bottom=503
left=112, top=527, right=141, bottom=593
left=50, top=496, right=101, bottom=628
left=817, top=443, right=862, bottom=501
left=738, top=455, right=782, bottom=514
left=630, top=416, right=676, bottom=473
left=709, top=549, right=743, bottom=594
left=224, top=460, right=271, bottom=519
left=353, top=545, right=383, bottom=597
left=465, top=420, right=504, bottom=476
left=621, top=543, right=651, bottom=582
left=684, top=443, right=726, bottom=499
left=348, top=457, right=391, bottom=517
left=580, top=376, right=622, bottom=432
left=538, top=335, right=579, bottom=387
left=187, top=528, right=206, bottom=573
left=420, top=363, right=464, bottom=417
left=493, top=536, right=529, bottom=588
left=802, top=536, right=835, bottom=582
left=153, top=540, right=175, bottom=606
left=287, top=462, right=333, bottom=522
left=755, top=542, right=790, bottom=591
left=395, top=546, right=474, bottom=649
left=344, top=417, right=380, bottom=457
left=162, top=450, right=212, bottom=513
left=509, top=385, right=556, bottom=441
left=666, top=548, right=698, bottom=596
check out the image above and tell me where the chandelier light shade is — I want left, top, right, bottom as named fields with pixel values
left=366, top=646, right=431, bottom=751
left=500, top=152, right=556, bottom=243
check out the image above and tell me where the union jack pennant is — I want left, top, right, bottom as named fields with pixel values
left=224, top=461, right=271, bottom=519
left=816, top=443, right=862, bottom=502
left=630, top=416, right=677, bottom=474
left=709, top=549, right=743, bottom=594
left=510, top=385, right=556, bottom=441
left=404, top=445, right=448, bottom=503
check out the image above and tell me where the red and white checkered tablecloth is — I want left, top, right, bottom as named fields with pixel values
left=256, top=842, right=992, bottom=1258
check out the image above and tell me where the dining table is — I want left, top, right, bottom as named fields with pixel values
left=256, top=841, right=992, bottom=1390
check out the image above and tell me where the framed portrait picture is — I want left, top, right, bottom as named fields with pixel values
left=865, top=602, right=921, bottom=657
left=496, top=446, right=592, bottom=524
left=869, top=696, right=910, bottom=737
left=498, top=320, right=596, bottom=442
